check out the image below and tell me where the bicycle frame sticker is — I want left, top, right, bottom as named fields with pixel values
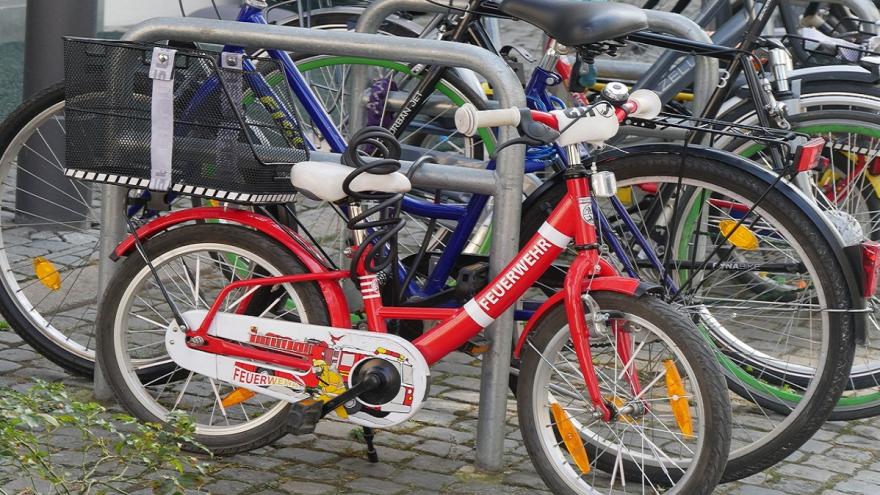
left=578, top=197, right=594, bottom=224
left=168, top=309, right=430, bottom=428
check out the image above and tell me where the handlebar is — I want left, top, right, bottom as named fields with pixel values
left=453, top=89, right=662, bottom=137
left=454, top=105, right=522, bottom=137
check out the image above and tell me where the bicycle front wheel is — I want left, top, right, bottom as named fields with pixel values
left=0, top=83, right=98, bottom=376
left=520, top=149, right=856, bottom=482
left=517, top=291, right=730, bottom=494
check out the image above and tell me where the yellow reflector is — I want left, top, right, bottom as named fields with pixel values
left=33, top=256, right=61, bottom=291
left=220, top=387, right=256, bottom=408
left=549, top=402, right=591, bottom=474
left=664, top=360, right=694, bottom=438
left=616, top=186, right=633, bottom=206
left=480, top=81, right=493, bottom=96
left=818, top=168, right=844, bottom=187
left=718, top=220, right=759, bottom=250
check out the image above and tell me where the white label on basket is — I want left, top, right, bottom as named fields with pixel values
left=149, top=47, right=176, bottom=192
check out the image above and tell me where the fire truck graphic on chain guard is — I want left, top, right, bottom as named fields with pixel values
left=166, top=310, right=430, bottom=428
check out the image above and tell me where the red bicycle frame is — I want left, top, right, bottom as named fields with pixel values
left=187, top=166, right=640, bottom=421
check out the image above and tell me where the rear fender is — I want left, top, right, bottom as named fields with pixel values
left=112, top=207, right=351, bottom=327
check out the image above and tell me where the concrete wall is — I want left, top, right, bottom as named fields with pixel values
left=102, top=0, right=240, bottom=30
left=0, top=0, right=25, bottom=44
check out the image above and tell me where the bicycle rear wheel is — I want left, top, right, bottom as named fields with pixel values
left=97, top=224, right=330, bottom=454
left=726, top=109, right=880, bottom=420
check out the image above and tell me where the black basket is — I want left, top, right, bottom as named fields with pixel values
left=782, top=32, right=878, bottom=67
left=64, top=37, right=309, bottom=204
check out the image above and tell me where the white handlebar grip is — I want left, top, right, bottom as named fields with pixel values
left=454, top=103, right=521, bottom=136
left=628, top=90, right=662, bottom=119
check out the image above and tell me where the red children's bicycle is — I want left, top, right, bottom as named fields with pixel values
left=96, top=90, right=730, bottom=494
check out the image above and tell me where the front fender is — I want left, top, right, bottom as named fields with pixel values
left=112, top=207, right=351, bottom=327
left=513, top=280, right=652, bottom=359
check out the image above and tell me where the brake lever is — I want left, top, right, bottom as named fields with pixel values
left=516, top=109, right=560, bottom=146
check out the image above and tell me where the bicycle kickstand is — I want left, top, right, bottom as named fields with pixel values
left=363, top=427, right=379, bottom=463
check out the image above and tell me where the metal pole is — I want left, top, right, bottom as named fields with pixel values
left=18, top=0, right=97, bottom=227
left=108, top=17, right=526, bottom=471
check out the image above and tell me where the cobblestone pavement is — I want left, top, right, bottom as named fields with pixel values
left=2, top=327, right=880, bottom=495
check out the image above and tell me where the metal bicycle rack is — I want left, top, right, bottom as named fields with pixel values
left=351, top=0, right=718, bottom=119
left=350, top=0, right=717, bottom=148
left=93, top=16, right=526, bottom=472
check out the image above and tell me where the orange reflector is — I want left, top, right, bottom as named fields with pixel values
left=718, top=220, right=759, bottom=250
left=221, top=387, right=256, bottom=408
left=33, top=256, right=61, bottom=291
left=549, top=402, right=591, bottom=474
left=664, top=360, right=694, bottom=438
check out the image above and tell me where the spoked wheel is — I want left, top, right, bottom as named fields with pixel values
left=727, top=110, right=880, bottom=420
left=0, top=83, right=99, bottom=376
left=520, top=151, right=856, bottom=482
left=517, top=292, right=730, bottom=494
left=97, top=224, right=329, bottom=454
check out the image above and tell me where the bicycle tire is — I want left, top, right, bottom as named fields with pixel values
left=517, top=291, right=730, bottom=493
left=97, top=224, right=330, bottom=454
left=725, top=108, right=880, bottom=420
left=0, top=82, right=98, bottom=376
left=519, top=150, right=856, bottom=482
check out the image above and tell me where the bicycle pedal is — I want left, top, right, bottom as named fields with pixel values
left=459, top=336, right=491, bottom=357
left=287, top=398, right=324, bottom=435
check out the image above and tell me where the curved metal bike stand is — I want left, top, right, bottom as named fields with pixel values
left=94, top=16, right=525, bottom=472
left=811, top=0, right=880, bottom=33
left=641, top=10, right=719, bottom=115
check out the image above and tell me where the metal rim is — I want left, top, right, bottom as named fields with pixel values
left=111, top=241, right=310, bottom=436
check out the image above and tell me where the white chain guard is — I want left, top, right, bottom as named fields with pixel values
left=166, top=310, right=430, bottom=428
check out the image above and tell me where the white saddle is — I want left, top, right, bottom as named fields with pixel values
left=290, top=161, right=412, bottom=202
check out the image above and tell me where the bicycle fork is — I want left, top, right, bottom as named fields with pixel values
left=558, top=153, right=643, bottom=422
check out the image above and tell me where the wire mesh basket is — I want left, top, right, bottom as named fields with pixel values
left=63, top=37, right=309, bottom=204
left=782, top=31, right=879, bottom=66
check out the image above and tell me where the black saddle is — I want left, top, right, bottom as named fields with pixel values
left=499, top=0, right=649, bottom=47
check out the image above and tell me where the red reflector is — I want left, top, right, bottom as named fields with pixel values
left=794, top=137, right=826, bottom=173
left=638, top=183, right=658, bottom=195
left=861, top=241, right=880, bottom=297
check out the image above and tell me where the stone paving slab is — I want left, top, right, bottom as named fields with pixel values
left=1, top=328, right=880, bottom=495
